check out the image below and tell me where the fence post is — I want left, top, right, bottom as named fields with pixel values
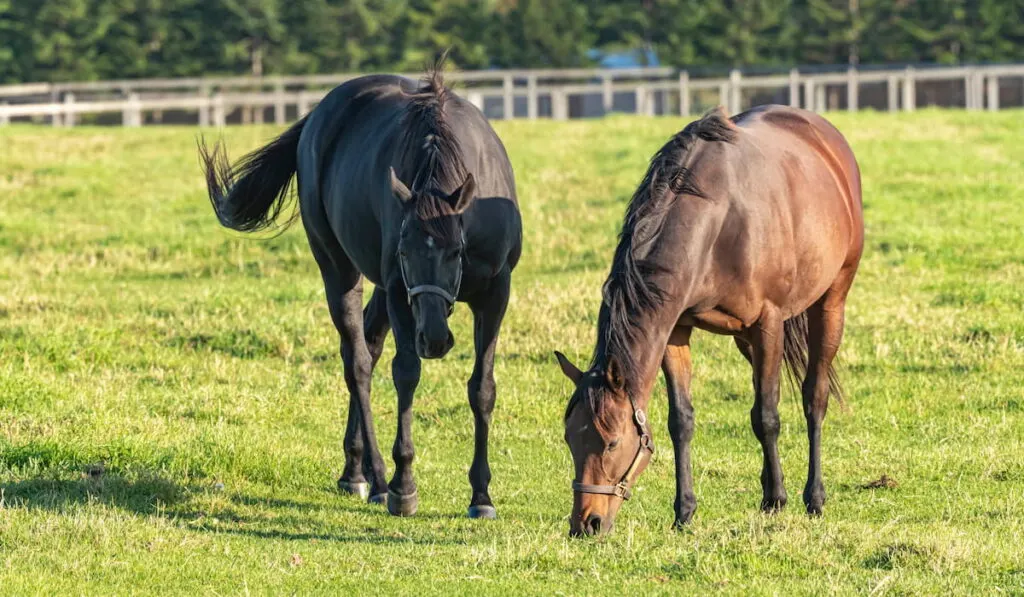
left=123, top=92, right=142, bottom=127
left=678, top=71, right=690, bottom=116
left=527, top=75, right=538, bottom=120
left=804, top=79, right=816, bottom=112
left=815, top=83, right=826, bottom=112
left=902, top=67, right=916, bottom=112
left=467, top=92, right=484, bottom=111
left=552, top=89, right=568, bottom=120
left=789, top=69, right=800, bottom=108
left=718, top=81, right=729, bottom=110
left=603, top=74, right=614, bottom=114
left=729, top=69, right=742, bottom=114
left=986, top=74, right=999, bottom=111
left=273, top=81, right=286, bottom=125
left=198, top=95, right=210, bottom=127
left=64, top=92, right=76, bottom=127
left=964, top=71, right=974, bottom=110
left=213, top=93, right=226, bottom=127
left=887, top=75, right=899, bottom=112
left=634, top=85, right=645, bottom=115
left=846, top=67, right=858, bottom=111
left=297, top=90, right=310, bottom=118
left=503, top=75, right=514, bottom=120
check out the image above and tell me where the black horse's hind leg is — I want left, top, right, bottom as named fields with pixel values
left=465, top=268, right=511, bottom=519
left=308, top=242, right=389, bottom=503
left=338, top=287, right=390, bottom=499
left=663, top=327, right=696, bottom=528
left=384, top=285, right=422, bottom=516
left=748, top=306, right=788, bottom=512
left=802, top=269, right=854, bottom=516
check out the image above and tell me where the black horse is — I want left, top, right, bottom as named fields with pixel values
left=200, top=62, right=521, bottom=519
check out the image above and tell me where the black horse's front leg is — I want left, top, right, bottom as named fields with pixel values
left=385, top=287, right=422, bottom=516
left=465, top=268, right=511, bottom=519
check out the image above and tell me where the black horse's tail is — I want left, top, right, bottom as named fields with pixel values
left=198, top=115, right=309, bottom=233
left=782, top=312, right=844, bottom=405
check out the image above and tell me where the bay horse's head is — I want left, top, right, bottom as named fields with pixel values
left=555, top=351, right=654, bottom=537
left=390, top=167, right=476, bottom=359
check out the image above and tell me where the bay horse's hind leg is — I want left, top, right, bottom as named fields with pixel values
left=747, top=306, right=788, bottom=512
left=465, top=267, right=511, bottom=519
left=337, top=287, right=390, bottom=500
left=802, top=269, right=855, bottom=516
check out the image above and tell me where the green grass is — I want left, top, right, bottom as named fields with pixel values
left=1, top=110, right=1023, bottom=595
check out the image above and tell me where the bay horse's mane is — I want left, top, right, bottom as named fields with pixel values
left=397, top=56, right=468, bottom=246
left=594, top=109, right=738, bottom=387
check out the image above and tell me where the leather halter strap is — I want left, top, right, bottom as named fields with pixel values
left=397, top=226, right=464, bottom=315
left=406, top=284, right=457, bottom=307
left=571, top=397, right=655, bottom=501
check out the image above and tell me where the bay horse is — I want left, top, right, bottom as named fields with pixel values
left=555, top=105, right=863, bottom=536
left=200, top=62, right=521, bottom=519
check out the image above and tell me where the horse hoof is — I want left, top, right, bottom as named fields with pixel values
left=467, top=504, right=497, bottom=520
left=337, top=480, right=370, bottom=501
left=368, top=492, right=388, bottom=505
left=387, top=489, right=418, bottom=516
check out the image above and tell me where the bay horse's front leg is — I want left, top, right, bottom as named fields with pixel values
left=465, top=268, right=511, bottom=519
left=748, top=307, right=788, bottom=512
left=663, top=327, right=696, bottom=528
left=385, top=286, right=422, bottom=516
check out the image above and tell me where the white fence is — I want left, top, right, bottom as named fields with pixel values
left=1, top=64, right=1022, bottom=127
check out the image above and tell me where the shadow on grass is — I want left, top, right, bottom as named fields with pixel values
left=1, top=473, right=464, bottom=545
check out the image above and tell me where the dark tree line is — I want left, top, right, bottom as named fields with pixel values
left=1, top=0, right=1022, bottom=83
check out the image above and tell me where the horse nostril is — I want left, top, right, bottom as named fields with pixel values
left=584, top=514, right=603, bottom=536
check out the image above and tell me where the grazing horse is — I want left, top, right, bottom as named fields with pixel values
left=555, top=105, right=863, bottom=536
left=200, top=63, right=521, bottom=519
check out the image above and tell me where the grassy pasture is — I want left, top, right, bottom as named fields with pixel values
left=1, top=110, right=1023, bottom=595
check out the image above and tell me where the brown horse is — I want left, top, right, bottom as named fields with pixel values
left=556, top=105, right=863, bottom=536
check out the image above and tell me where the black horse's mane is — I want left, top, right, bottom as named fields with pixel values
left=396, top=56, right=468, bottom=245
left=593, top=108, right=738, bottom=389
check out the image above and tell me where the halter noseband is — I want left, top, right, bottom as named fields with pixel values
left=397, top=224, right=464, bottom=316
left=571, top=395, right=655, bottom=501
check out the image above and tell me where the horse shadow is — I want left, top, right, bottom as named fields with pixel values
left=1, top=461, right=462, bottom=545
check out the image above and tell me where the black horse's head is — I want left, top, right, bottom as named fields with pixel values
left=390, top=167, right=476, bottom=359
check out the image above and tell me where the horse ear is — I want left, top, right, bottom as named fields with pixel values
left=554, top=351, right=582, bottom=385
left=605, top=355, right=625, bottom=392
left=390, top=167, right=413, bottom=204
left=450, top=173, right=476, bottom=214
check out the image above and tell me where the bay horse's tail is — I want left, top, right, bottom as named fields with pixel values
left=782, top=312, right=844, bottom=404
left=198, top=114, right=309, bottom=233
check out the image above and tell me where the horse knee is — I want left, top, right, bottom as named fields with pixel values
left=751, top=407, right=781, bottom=439
left=468, top=373, right=496, bottom=416
left=668, top=402, right=694, bottom=441
left=391, top=350, right=421, bottom=392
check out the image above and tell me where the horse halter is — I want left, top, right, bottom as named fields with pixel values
left=397, top=226, right=464, bottom=316
left=571, top=395, right=655, bottom=500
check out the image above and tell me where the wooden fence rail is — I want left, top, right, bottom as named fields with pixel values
left=1, top=64, right=1022, bottom=127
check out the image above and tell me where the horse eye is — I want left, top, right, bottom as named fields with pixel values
left=608, top=439, right=620, bottom=451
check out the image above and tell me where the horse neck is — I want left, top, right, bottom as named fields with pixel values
left=595, top=304, right=678, bottom=408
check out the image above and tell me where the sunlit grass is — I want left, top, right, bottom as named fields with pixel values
left=1, top=110, right=1023, bottom=594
